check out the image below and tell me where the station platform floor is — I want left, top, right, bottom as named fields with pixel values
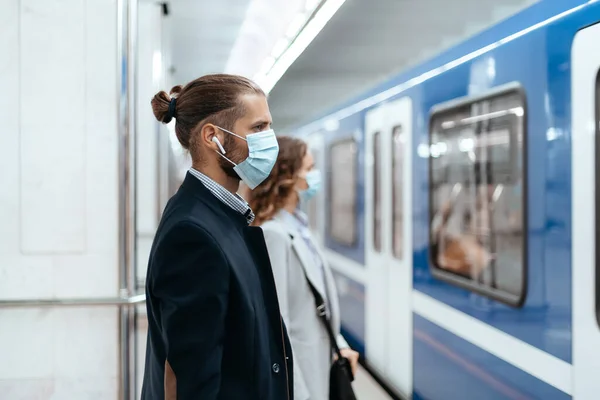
left=353, top=366, right=393, bottom=400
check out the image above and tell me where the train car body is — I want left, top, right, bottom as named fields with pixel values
left=290, top=1, right=600, bottom=398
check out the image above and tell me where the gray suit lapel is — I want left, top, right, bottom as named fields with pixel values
left=290, top=233, right=328, bottom=299
left=306, top=234, right=341, bottom=330
left=275, top=215, right=328, bottom=300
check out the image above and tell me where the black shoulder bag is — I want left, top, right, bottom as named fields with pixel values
left=303, top=273, right=357, bottom=400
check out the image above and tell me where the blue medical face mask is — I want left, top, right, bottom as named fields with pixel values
left=213, top=126, right=279, bottom=190
left=298, top=169, right=321, bottom=202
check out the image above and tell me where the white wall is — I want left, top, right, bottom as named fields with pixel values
left=0, top=0, right=123, bottom=398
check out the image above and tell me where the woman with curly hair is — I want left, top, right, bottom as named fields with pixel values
left=249, top=136, right=359, bottom=400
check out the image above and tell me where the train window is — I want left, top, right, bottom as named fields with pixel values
left=429, top=86, right=526, bottom=306
left=373, top=132, right=382, bottom=252
left=328, top=138, right=358, bottom=246
left=308, top=146, right=321, bottom=231
left=392, top=126, right=404, bottom=260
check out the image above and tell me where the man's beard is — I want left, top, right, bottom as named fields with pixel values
left=218, top=134, right=244, bottom=180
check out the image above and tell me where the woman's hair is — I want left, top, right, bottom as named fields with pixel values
left=151, top=74, right=264, bottom=155
left=248, top=136, right=308, bottom=226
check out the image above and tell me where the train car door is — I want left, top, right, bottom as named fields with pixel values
left=365, top=104, right=388, bottom=375
left=365, top=97, right=413, bottom=396
left=572, top=22, right=600, bottom=399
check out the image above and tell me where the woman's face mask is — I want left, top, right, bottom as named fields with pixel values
left=213, top=126, right=279, bottom=190
left=298, top=169, right=322, bottom=202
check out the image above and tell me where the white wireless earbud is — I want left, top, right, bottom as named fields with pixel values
left=212, top=136, right=226, bottom=154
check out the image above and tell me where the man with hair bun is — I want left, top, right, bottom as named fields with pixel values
left=141, top=74, right=293, bottom=400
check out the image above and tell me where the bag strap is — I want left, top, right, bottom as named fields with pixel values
left=301, top=270, right=344, bottom=360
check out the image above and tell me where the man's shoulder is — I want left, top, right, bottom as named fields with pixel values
left=162, top=213, right=216, bottom=241
left=161, top=192, right=221, bottom=230
left=153, top=206, right=217, bottom=253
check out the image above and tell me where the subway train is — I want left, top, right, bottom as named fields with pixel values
left=284, top=1, right=600, bottom=399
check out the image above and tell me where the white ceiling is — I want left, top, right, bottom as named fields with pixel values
left=267, top=0, right=538, bottom=132
left=224, top=0, right=307, bottom=78
left=166, top=0, right=252, bottom=84
left=160, top=0, right=536, bottom=130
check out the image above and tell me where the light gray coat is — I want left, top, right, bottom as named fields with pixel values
left=262, top=216, right=349, bottom=400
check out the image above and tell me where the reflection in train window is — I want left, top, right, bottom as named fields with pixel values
left=429, top=86, right=526, bottom=306
left=308, top=146, right=321, bottom=232
left=373, top=132, right=382, bottom=252
left=392, top=126, right=404, bottom=260
left=329, top=138, right=358, bottom=246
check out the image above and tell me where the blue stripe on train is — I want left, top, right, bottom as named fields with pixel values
left=413, top=314, right=570, bottom=400
left=331, top=270, right=366, bottom=352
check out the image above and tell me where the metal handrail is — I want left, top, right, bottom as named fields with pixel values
left=118, top=0, right=138, bottom=398
left=0, top=294, right=146, bottom=308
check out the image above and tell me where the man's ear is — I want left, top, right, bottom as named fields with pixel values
left=199, top=123, right=223, bottom=153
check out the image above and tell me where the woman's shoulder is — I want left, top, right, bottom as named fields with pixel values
left=261, top=218, right=289, bottom=236
left=261, top=218, right=294, bottom=259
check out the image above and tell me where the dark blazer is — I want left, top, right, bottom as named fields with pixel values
left=141, top=172, right=294, bottom=400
